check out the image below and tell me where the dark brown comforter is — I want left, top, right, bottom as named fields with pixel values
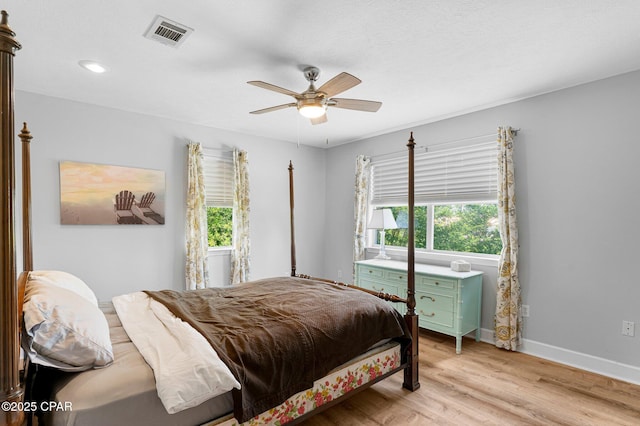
left=145, top=276, right=410, bottom=423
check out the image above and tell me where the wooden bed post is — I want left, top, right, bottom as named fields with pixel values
left=403, top=132, right=420, bottom=391
left=20, top=123, right=33, bottom=272
left=288, top=161, right=296, bottom=277
left=0, top=10, right=24, bottom=426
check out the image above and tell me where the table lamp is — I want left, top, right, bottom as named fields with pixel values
left=368, top=208, right=398, bottom=260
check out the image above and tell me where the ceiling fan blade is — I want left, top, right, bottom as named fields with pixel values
left=330, top=98, right=382, bottom=112
left=317, top=72, right=361, bottom=97
left=250, top=103, right=296, bottom=114
left=310, top=114, right=328, bottom=125
left=247, top=81, right=300, bottom=98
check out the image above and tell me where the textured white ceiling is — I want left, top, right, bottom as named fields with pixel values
left=5, top=1, right=640, bottom=147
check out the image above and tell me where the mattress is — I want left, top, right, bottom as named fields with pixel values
left=42, top=302, right=402, bottom=426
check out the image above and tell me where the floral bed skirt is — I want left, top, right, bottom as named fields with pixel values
left=211, top=342, right=402, bottom=425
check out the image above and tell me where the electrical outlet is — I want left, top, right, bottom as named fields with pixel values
left=522, top=305, right=530, bottom=318
left=622, top=321, right=635, bottom=337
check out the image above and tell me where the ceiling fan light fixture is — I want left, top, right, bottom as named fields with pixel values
left=298, top=104, right=326, bottom=118
left=297, top=97, right=327, bottom=118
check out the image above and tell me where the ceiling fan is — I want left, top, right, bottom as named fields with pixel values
left=247, top=66, right=382, bottom=125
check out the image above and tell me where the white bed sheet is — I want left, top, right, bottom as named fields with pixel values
left=112, top=292, right=240, bottom=414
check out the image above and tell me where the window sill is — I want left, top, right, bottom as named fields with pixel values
left=208, top=247, right=232, bottom=256
left=365, top=247, right=499, bottom=268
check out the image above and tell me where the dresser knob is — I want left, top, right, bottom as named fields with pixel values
left=420, top=295, right=435, bottom=302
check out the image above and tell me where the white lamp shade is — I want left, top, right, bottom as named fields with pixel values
left=368, top=209, right=398, bottom=230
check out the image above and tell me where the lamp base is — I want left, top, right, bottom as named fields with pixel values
left=375, top=230, right=391, bottom=260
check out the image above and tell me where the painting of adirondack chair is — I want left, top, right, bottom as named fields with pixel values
left=60, top=161, right=165, bottom=225
left=114, top=190, right=142, bottom=224
left=131, top=191, right=165, bottom=224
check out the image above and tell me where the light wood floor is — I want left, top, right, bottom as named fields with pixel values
left=304, top=330, right=640, bottom=425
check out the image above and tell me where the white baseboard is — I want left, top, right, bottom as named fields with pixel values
left=477, top=328, right=640, bottom=386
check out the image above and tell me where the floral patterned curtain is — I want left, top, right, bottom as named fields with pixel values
left=230, top=149, right=250, bottom=284
left=495, top=127, right=521, bottom=350
left=185, top=142, right=209, bottom=290
left=353, top=155, right=371, bottom=278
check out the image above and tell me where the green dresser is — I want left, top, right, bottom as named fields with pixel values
left=354, top=259, right=483, bottom=354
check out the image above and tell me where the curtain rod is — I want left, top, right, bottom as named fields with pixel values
left=370, top=128, right=520, bottom=161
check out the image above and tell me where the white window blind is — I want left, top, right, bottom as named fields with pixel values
left=371, top=141, right=498, bottom=206
left=203, top=152, right=233, bottom=208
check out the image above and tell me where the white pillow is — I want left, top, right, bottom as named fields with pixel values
left=28, top=270, right=98, bottom=306
left=22, top=281, right=113, bottom=372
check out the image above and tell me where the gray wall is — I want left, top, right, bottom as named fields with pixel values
left=15, top=91, right=326, bottom=301
left=323, top=69, right=640, bottom=371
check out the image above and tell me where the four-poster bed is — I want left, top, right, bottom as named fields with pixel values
left=0, top=10, right=419, bottom=426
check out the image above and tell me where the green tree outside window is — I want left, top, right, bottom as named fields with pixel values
left=434, top=204, right=500, bottom=255
left=207, top=207, right=232, bottom=247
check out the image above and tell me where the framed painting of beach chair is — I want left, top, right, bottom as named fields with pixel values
left=59, top=161, right=166, bottom=225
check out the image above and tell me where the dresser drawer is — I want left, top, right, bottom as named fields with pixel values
left=384, top=270, right=408, bottom=283
left=416, top=289, right=454, bottom=313
left=357, top=266, right=384, bottom=280
left=417, top=275, right=456, bottom=290
left=419, top=310, right=454, bottom=329
left=357, top=278, right=401, bottom=296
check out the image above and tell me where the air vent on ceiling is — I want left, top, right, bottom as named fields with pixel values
left=144, top=15, right=193, bottom=48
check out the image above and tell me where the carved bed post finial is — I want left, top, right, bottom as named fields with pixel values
left=288, top=161, right=297, bottom=277
left=0, top=11, right=22, bottom=51
left=0, top=9, right=24, bottom=426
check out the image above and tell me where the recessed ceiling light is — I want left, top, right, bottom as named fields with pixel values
left=78, top=60, right=108, bottom=74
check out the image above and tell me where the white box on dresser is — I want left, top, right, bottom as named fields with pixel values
left=354, top=259, right=483, bottom=354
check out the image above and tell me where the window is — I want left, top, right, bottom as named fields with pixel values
left=370, top=141, right=500, bottom=256
left=433, top=203, right=500, bottom=254
left=380, top=203, right=500, bottom=255
left=203, top=152, right=233, bottom=247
